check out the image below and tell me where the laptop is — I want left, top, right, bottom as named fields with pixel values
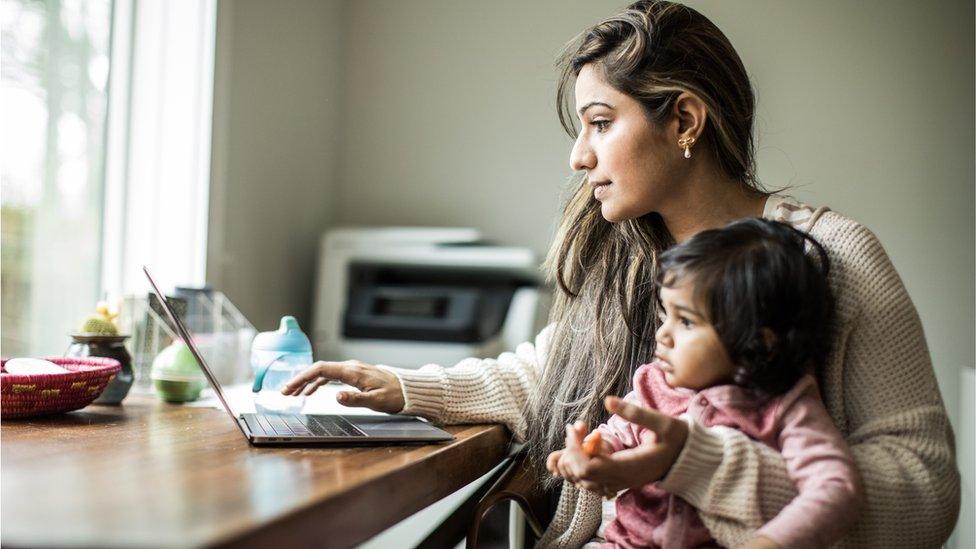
left=143, top=266, right=454, bottom=445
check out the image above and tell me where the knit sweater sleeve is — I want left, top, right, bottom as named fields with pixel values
left=658, top=214, right=960, bottom=548
left=378, top=324, right=552, bottom=440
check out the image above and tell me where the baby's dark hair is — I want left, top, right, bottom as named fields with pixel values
left=656, top=218, right=833, bottom=397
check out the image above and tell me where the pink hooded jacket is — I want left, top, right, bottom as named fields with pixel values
left=597, top=361, right=864, bottom=549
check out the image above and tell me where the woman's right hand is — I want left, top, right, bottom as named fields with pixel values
left=280, top=360, right=405, bottom=414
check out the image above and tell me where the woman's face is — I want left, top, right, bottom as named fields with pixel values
left=570, top=64, right=681, bottom=222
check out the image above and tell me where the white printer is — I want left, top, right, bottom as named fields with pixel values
left=311, top=227, right=552, bottom=369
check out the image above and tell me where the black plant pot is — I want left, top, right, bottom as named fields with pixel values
left=66, top=334, right=134, bottom=405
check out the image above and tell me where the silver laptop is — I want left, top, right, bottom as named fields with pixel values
left=144, top=266, right=454, bottom=445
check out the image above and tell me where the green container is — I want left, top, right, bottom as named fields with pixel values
left=152, top=378, right=205, bottom=402
left=150, top=341, right=206, bottom=403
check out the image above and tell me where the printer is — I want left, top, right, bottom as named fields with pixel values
left=311, top=227, right=552, bottom=369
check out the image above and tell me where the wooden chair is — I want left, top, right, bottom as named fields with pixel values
left=416, top=444, right=551, bottom=549
left=464, top=450, right=549, bottom=549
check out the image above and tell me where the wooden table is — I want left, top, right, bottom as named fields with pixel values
left=0, top=394, right=510, bottom=548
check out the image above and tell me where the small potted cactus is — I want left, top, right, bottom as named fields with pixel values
left=66, top=301, right=134, bottom=404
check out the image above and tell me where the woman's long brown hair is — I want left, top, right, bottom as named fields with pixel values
left=525, top=0, right=765, bottom=489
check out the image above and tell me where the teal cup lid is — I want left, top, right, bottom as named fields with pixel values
left=251, top=316, right=312, bottom=393
left=251, top=316, right=312, bottom=353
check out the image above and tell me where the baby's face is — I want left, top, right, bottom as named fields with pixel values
left=654, top=282, right=735, bottom=390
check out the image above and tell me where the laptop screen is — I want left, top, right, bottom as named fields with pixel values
left=143, top=266, right=247, bottom=436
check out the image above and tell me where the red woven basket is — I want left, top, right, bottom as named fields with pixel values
left=1, top=357, right=121, bottom=419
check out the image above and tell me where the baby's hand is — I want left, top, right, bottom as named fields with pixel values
left=546, top=423, right=614, bottom=483
left=545, top=449, right=566, bottom=477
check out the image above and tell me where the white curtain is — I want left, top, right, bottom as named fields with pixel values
left=102, top=0, right=217, bottom=296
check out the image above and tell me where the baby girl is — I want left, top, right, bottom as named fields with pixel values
left=548, top=218, right=864, bottom=548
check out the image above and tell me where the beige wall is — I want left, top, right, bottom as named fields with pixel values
left=210, top=2, right=973, bottom=542
left=209, top=0, right=345, bottom=332
left=334, top=0, right=975, bottom=412
left=336, top=1, right=613, bottom=255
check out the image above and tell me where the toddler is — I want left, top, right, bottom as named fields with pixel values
left=547, top=218, right=864, bottom=549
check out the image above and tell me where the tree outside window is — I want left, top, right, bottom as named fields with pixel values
left=2, top=0, right=112, bottom=356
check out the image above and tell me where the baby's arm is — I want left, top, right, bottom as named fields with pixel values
left=546, top=389, right=647, bottom=482
left=751, top=377, right=865, bottom=549
left=546, top=422, right=614, bottom=482
left=598, top=389, right=655, bottom=452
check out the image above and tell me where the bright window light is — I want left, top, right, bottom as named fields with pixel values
left=1, top=0, right=217, bottom=356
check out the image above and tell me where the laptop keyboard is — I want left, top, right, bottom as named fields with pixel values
left=243, top=413, right=366, bottom=438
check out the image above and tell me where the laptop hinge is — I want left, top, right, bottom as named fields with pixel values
left=238, top=415, right=255, bottom=439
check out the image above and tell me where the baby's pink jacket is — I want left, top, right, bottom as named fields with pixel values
left=597, top=361, right=864, bottom=549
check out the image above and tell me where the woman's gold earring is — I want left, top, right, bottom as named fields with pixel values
left=678, top=137, right=696, bottom=159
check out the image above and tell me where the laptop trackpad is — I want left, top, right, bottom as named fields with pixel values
left=350, top=415, right=442, bottom=436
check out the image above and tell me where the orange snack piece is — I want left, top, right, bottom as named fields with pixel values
left=582, top=430, right=602, bottom=457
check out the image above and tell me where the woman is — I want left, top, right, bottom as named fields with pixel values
left=284, top=2, right=959, bottom=547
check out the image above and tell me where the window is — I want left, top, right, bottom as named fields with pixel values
left=2, top=0, right=217, bottom=357
left=2, top=0, right=113, bottom=356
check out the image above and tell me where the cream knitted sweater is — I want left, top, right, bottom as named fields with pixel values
left=385, top=197, right=960, bottom=548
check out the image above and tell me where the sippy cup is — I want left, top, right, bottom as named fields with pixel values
left=251, top=316, right=313, bottom=415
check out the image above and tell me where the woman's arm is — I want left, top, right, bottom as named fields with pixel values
left=381, top=324, right=553, bottom=439
left=659, top=219, right=960, bottom=548
left=284, top=325, right=552, bottom=439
